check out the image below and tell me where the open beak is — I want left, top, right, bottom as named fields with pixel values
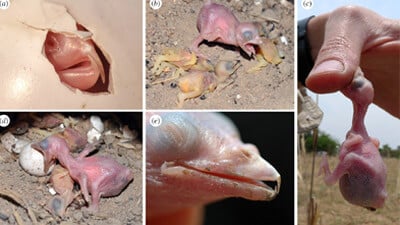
left=161, top=143, right=281, bottom=201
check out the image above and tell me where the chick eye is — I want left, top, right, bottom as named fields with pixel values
left=243, top=31, right=253, bottom=41
left=147, top=113, right=200, bottom=161
left=351, top=76, right=364, bottom=90
left=39, top=139, right=49, bottom=150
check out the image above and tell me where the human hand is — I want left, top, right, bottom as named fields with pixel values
left=305, top=6, right=400, bottom=117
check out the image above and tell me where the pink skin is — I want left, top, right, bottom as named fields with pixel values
left=146, top=112, right=280, bottom=224
left=44, top=31, right=105, bottom=91
left=191, top=0, right=262, bottom=58
left=319, top=68, right=387, bottom=210
left=305, top=6, right=400, bottom=117
left=32, top=135, right=133, bottom=212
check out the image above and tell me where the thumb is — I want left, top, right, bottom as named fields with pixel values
left=306, top=6, right=369, bottom=93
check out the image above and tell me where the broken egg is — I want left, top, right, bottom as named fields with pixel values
left=0, top=0, right=142, bottom=109
left=87, top=115, right=104, bottom=143
left=90, top=115, right=104, bottom=133
left=19, top=144, right=54, bottom=176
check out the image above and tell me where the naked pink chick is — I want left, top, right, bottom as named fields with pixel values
left=191, top=0, right=262, bottom=58
left=32, top=135, right=133, bottom=212
left=319, top=68, right=387, bottom=210
left=44, top=31, right=105, bottom=91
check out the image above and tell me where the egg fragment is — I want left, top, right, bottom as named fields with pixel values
left=90, top=115, right=104, bottom=133
left=86, top=115, right=104, bottom=144
left=19, top=144, right=54, bottom=176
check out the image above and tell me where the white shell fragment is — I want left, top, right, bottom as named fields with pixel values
left=87, top=115, right=104, bottom=143
left=87, top=128, right=102, bottom=144
left=280, top=35, right=288, bottom=45
left=90, top=115, right=104, bottom=133
left=48, top=186, right=57, bottom=195
left=19, top=144, right=53, bottom=176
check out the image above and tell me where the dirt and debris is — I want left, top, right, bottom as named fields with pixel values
left=146, top=0, right=294, bottom=109
left=0, top=113, right=142, bottom=225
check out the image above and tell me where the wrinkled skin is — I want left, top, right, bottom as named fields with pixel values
left=146, top=112, right=280, bottom=225
left=32, top=135, right=134, bottom=212
left=305, top=6, right=400, bottom=117
left=320, top=68, right=387, bottom=210
left=191, top=0, right=262, bottom=58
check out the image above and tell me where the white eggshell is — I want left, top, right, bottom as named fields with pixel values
left=87, top=128, right=101, bottom=144
left=0, top=0, right=142, bottom=109
left=90, top=115, right=104, bottom=133
left=19, top=144, right=53, bottom=176
left=13, top=139, right=31, bottom=154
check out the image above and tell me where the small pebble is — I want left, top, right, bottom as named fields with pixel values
left=73, top=211, right=83, bottom=222
left=280, top=35, right=288, bottom=45
left=0, top=132, right=17, bottom=153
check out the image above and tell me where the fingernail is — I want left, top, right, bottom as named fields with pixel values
left=312, top=60, right=344, bottom=74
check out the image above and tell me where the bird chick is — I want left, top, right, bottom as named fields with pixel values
left=319, top=68, right=387, bottom=210
left=32, top=135, right=134, bottom=212
left=176, top=60, right=240, bottom=108
left=191, top=0, right=262, bottom=58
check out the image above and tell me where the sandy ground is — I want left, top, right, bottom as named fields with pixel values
left=0, top=113, right=142, bottom=225
left=146, top=0, right=294, bottom=109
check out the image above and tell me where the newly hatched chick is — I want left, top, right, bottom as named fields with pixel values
left=146, top=112, right=281, bottom=225
left=176, top=60, right=240, bottom=108
left=319, top=68, right=387, bottom=210
left=44, top=31, right=105, bottom=91
left=32, top=135, right=134, bottom=212
left=191, top=0, right=262, bottom=58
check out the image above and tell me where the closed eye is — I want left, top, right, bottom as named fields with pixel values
left=243, top=31, right=253, bottom=41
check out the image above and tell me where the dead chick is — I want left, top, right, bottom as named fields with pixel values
left=176, top=60, right=240, bottom=108
left=150, top=48, right=215, bottom=85
left=248, top=37, right=282, bottom=73
left=47, top=165, right=80, bottom=217
left=191, top=0, right=262, bottom=58
left=32, top=135, right=134, bottom=212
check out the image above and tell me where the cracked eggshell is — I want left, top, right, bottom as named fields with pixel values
left=87, top=128, right=102, bottom=144
left=0, top=0, right=142, bottom=109
left=90, top=115, right=104, bottom=133
left=13, top=139, right=31, bottom=154
left=19, top=144, right=54, bottom=176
